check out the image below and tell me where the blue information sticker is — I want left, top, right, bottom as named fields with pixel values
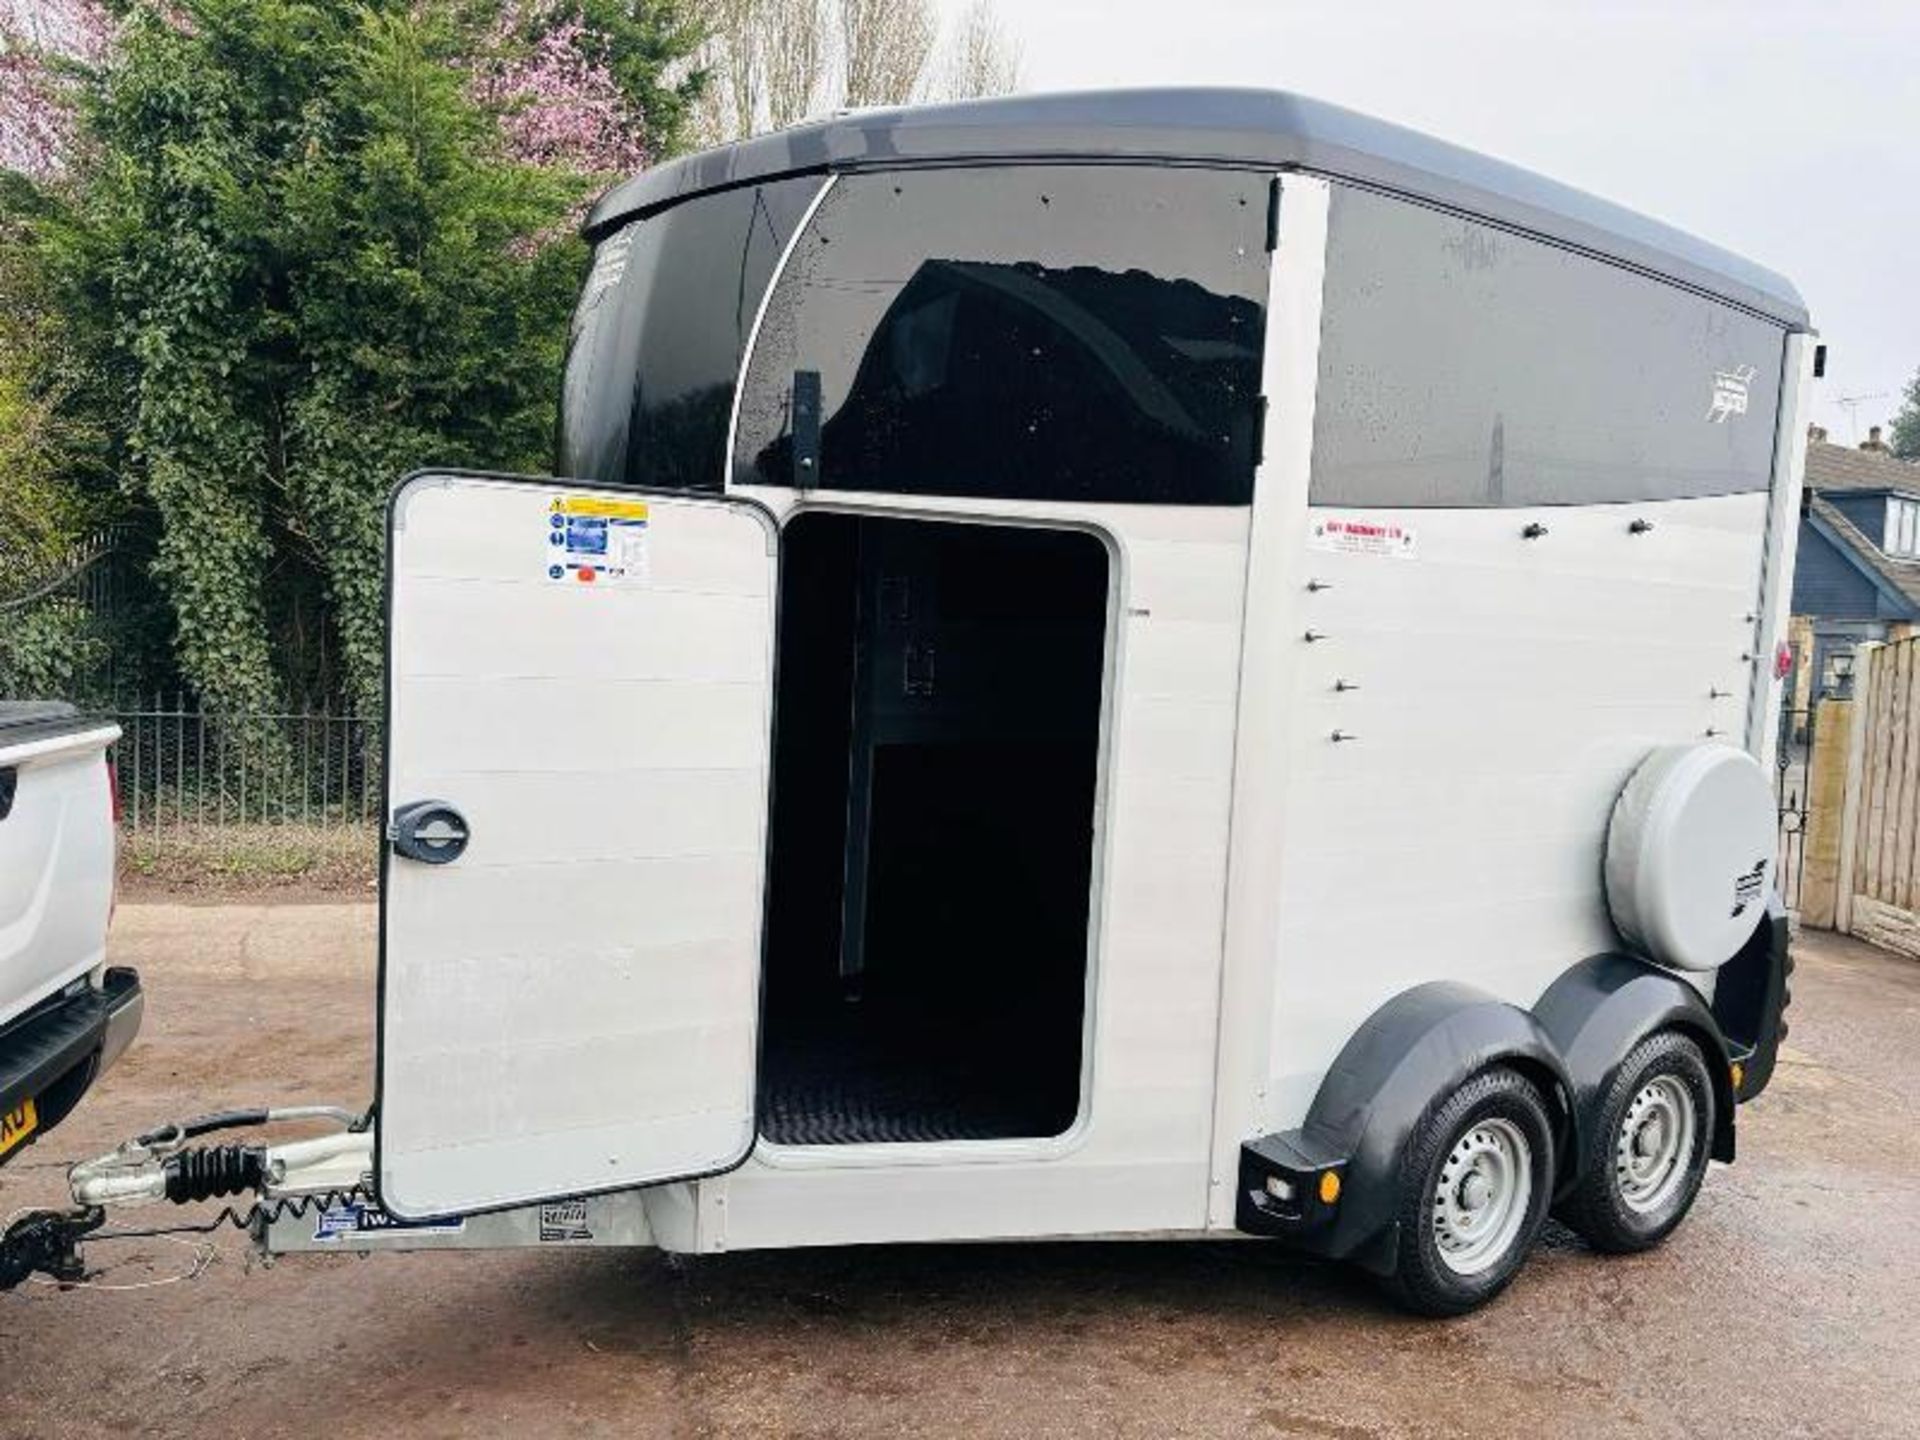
left=565, top=516, right=609, bottom=556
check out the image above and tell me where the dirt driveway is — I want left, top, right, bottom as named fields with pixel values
left=3, top=903, right=1917, bottom=1439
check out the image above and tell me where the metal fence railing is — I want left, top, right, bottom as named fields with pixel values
left=108, top=699, right=381, bottom=834
left=1774, top=699, right=1817, bottom=916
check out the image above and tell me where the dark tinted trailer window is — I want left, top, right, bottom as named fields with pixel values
left=734, top=166, right=1270, bottom=504
left=1311, top=185, right=1788, bottom=508
left=558, top=175, right=827, bottom=490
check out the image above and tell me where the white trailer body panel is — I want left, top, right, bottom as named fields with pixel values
left=707, top=491, right=1249, bottom=1250
left=1256, top=490, right=1770, bottom=1133
left=1748, top=332, right=1815, bottom=771
left=379, top=476, right=778, bottom=1218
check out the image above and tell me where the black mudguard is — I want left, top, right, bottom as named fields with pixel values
left=1533, top=953, right=1738, bottom=1170
left=1709, top=890, right=1792, bottom=1103
left=1239, top=982, right=1576, bottom=1274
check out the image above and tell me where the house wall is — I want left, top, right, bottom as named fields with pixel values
left=1825, top=492, right=1889, bottom=542
left=1792, top=521, right=1882, bottom=619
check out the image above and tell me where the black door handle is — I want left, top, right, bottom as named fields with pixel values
left=390, top=800, right=470, bottom=865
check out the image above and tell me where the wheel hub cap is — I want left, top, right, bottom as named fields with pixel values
left=1432, top=1117, right=1534, bottom=1277
left=1615, top=1075, right=1698, bottom=1215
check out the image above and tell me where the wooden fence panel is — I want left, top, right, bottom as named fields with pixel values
left=1838, top=636, right=1920, bottom=939
left=1859, top=645, right=1892, bottom=898
left=1899, top=641, right=1920, bottom=912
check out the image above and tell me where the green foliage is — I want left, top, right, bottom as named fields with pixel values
left=0, top=182, right=111, bottom=598
left=1892, top=368, right=1920, bottom=463
left=11, top=0, right=700, bottom=716
left=0, top=597, right=106, bottom=696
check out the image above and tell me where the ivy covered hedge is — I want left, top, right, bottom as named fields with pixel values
left=2, top=0, right=706, bottom=715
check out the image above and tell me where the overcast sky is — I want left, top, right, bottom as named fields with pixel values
left=972, top=0, right=1916, bottom=442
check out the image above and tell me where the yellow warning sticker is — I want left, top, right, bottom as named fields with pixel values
left=550, top=496, right=650, bottom=522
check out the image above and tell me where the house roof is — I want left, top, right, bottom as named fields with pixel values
left=1805, top=439, right=1920, bottom=497
left=585, top=88, right=1807, bottom=328
left=1807, top=494, right=1920, bottom=614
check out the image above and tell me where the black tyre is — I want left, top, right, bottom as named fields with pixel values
left=1558, top=1029, right=1714, bottom=1254
left=1383, top=1066, right=1556, bottom=1317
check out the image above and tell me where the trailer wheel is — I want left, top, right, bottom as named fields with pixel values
left=1384, top=1066, right=1555, bottom=1317
left=1559, top=1029, right=1714, bottom=1253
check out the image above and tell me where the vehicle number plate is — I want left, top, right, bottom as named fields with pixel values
left=0, top=1097, right=39, bottom=1160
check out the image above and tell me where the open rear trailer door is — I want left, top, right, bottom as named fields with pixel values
left=378, top=472, right=778, bottom=1220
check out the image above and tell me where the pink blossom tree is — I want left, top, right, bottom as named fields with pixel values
left=4, top=0, right=665, bottom=185
left=470, top=1, right=653, bottom=179
left=0, top=0, right=110, bottom=178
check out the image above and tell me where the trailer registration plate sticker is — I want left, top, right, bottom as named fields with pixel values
left=0, top=1097, right=38, bottom=1160
left=545, top=494, right=651, bottom=585
left=1309, top=516, right=1417, bottom=559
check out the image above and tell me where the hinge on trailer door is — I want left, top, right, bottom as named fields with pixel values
left=792, top=370, right=822, bottom=491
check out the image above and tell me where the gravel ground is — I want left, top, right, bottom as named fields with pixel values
left=2, top=904, right=1916, bottom=1439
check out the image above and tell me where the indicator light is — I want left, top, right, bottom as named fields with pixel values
left=1318, top=1170, right=1341, bottom=1205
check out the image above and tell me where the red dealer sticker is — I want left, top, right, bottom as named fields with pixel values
left=1308, top=517, right=1418, bottom=559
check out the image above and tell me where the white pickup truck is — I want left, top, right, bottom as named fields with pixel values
left=0, top=702, right=141, bottom=1168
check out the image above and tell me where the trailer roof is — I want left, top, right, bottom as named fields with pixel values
left=586, top=88, right=1806, bottom=328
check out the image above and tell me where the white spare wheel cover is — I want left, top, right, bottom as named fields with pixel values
left=1605, top=742, right=1776, bottom=972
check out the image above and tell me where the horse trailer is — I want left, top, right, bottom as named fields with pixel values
left=23, top=90, right=1806, bottom=1315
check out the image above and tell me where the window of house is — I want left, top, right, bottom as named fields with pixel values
left=1310, top=185, right=1790, bottom=508
left=731, top=166, right=1271, bottom=505
left=1887, top=497, right=1920, bottom=558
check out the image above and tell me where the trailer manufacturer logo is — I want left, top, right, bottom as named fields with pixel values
left=1707, top=365, right=1758, bottom=424
left=312, top=1201, right=466, bottom=1242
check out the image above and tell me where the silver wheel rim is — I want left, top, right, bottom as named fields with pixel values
left=1615, top=1074, right=1697, bottom=1215
left=1432, top=1116, right=1534, bottom=1277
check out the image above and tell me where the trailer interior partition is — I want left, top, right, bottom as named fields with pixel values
left=761, top=512, right=1111, bottom=1146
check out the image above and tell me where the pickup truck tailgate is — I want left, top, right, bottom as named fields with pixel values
left=0, top=704, right=120, bottom=1029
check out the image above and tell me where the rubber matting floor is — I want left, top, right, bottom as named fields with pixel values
left=759, top=1004, right=1080, bottom=1146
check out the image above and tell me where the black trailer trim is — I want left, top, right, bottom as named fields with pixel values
left=1710, top=890, right=1793, bottom=1103
left=1237, top=981, right=1576, bottom=1273
left=1533, top=953, right=1738, bottom=1169
left=585, top=89, right=1806, bottom=329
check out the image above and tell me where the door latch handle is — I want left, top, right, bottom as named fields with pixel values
left=389, top=800, right=470, bottom=865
